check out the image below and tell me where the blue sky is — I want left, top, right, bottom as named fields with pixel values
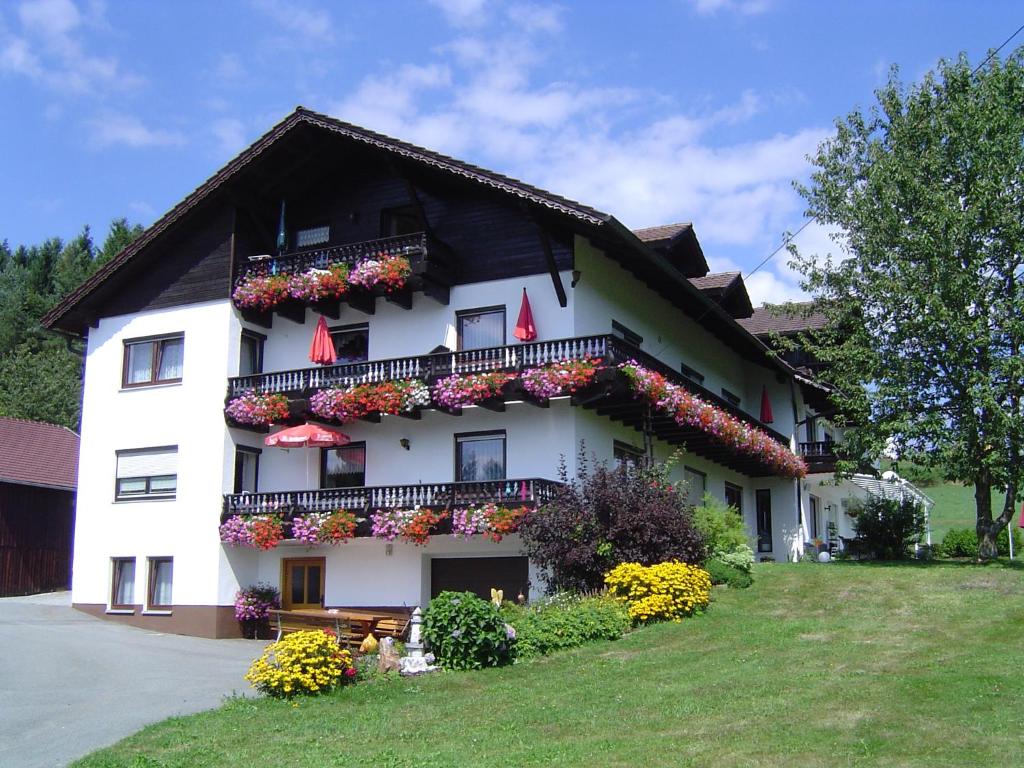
left=1, top=0, right=1021, bottom=304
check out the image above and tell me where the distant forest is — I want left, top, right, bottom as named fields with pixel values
left=0, top=219, right=144, bottom=430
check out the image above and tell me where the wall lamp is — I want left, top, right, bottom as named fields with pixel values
left=571, top=269, right=582, bottom=287
left=400, top=438, right=411, bottom=450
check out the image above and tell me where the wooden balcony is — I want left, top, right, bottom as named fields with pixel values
left=226, top=334, right=795, bottom=477
left=799, top=440, right=838, bottom=473
left=221, top=478, right=562, bottom=528
left=237, top=231, right=453, bottom=326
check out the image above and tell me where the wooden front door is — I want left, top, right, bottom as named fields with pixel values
left=282, top=557, right=325, bottom=610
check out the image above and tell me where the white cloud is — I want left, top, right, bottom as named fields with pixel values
left=86, top=113, right=186, bottom=149
left=505, top=4, right=563, bottom=34
left=210, top=117, right=248, bottom=156
left=250, top=0, right=333, bottom=43
left=428, top=0, right=490, bottom=27
left=688, top=0, right=774, bottom=16
left=0, top=0, right=143, bottom=94
left=213, top=52, right=246, bottom=85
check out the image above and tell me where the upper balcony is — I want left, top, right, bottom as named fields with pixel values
left=226, top=334, right=802, bottom=479
left=798, top=440, right=838, bottom=474
left=234, top=231, right=454, bottom=327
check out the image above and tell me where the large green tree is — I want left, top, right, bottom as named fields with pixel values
left=791, top=52, right=1024, bottom=559
left=0, top=218, right=143, bottom=429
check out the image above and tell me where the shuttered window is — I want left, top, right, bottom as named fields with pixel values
left=116, top=447, right=177, bottom=500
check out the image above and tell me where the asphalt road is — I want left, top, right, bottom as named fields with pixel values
left=0, top=592, right=265, bottom=768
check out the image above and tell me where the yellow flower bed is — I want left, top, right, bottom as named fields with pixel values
left=245, top=629, right=355, bottom=698
left=604, top=561, right=712, bottom=623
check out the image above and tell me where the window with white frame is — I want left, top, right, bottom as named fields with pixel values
left=122, top=334, right=184, bottom=387
left=147, top=557, right=173, bottom=610
left=111, top=557, right=135, bottom=609
left=115, top=447, right=177, bottom=501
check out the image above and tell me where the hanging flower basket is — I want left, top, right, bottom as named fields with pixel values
left=619, top=360, right=807, bottom=479
left=225, top=391, right=290, bottom=426
left=309, top=379, right=430, bottom=423
left=432, top=372, right=514, bottom=409
left=519, top=357, right=601, bottom=399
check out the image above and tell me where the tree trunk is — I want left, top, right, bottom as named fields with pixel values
left=974, top=477, right=998, bottom=560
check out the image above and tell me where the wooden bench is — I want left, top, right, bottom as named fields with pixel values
left=329, top=608, right=413, bottom=642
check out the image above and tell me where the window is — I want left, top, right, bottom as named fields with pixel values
left=611, top=320, right=643, bottom=347
left=809, top=495, right=820, bottom=540
left=234, top=447, right=261, bottom=493
left=724, top=482, right=743, bottom=514
left=110, top=558, right=135, bottom=610
left=330, top=324, right=369, bottom=364
left=122, top=334, right=184, bottom=387
left=115, top=447, right=177, bottom=501
left=295, top=225, right=329, bottom=249
left=321, top=443, right=366, bottom=488
left=457, top=307, right=505, bottom=351
left=147, top=557, right=173, bottom=610
left=614, top=440, right=645, bottom=467
left=380, top=205, right=421, bottom=237
left=684, top=466, right=706, bottom=507
left=805, top=415, right=818, bottom=442
left=456, top=432, right=506, bottom=482
left=721, top=388, right=741, bottom=408
left=755, top=489, right=772, bottom=553
left=680, top=362, right=705, bottom=386
left=239, top=330, right=265, bottom=377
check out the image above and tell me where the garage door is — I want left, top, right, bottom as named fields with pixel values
left=430, top=557, right=529, bottom=602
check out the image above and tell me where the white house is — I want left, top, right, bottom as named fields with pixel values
left=45, top=108, right=880, bottom=637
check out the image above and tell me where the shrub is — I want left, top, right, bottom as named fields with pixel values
left=692, top=493, right=749, bottom=556
left=716, top=548, right=755, bottom=573
left=422, top=591, right=516, bottom=670
left=849, top=496, right=927, bottom=559
left=604, top=561, right=712, bottom=624
left=244, top=629, right=356, bottom=698
left=500, top=593, right=631, bottom=658
left=941, top=526, right=1022, bottom=558
left=705, top=558, right=753, bottom=589
left=520, top=449, right=706, bottom=592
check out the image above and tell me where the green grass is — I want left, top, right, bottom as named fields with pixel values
left=76, top=562, right=1024, bottom=768
left=924, top=482, right=1007, bottom=541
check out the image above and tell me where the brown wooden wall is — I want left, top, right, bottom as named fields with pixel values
left=0, top=482, right=75, bottom=597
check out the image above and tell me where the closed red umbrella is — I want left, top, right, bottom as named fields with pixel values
left=760, top=385, right=774, bottom=424
left=264, top=422, right=350, bottom=448
left=309, top=315, right=337, bottom=365
left=513, top=287, right=537, bottom=342
left=1018, top=502, right=1024, bottom=529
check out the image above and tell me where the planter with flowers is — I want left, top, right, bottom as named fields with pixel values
left=219, top=514, right=285, bottom=550
left=451, top=502, right=530, bottom=542
left=287, top=263, right=350, bottom=303
left=519, top=357, right=601, bottom=401
left=225, top=391, right=291, bottom=427
left=309, top=379, right=430, bottom=423
left=232, top=274, right=290, bottom=312
left=290, top=509, right=361, bottom=545
left=371, top=506, right=449, bottom=546
left=234, top=582, right=280, bottom=639
left=432, top=372, right=515, bottom=411
left=347, top=254, right=412, bottom=293
left=619, top=360, right=807, bottom=479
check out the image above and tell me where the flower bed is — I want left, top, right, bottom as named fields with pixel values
left=451, top=502, right=530, bottom=542
left=619, top=360, right=807, bottom=479
left=309, top=379, right=430, bottom=423
left=245, top=629, right=356, bottom=697
left=370, top=506, right=449, bottom=545
left=519, top=357, right=600, bottom=399
left=219, top=514, right=284, bottom=550
left=432, top=372, right=514, bottom=409
left=604, top=560, right=712, bottom=623
left=225, top=391, right=290, bottom=426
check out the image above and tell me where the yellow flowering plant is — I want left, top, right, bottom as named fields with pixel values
left=245, top=629, right=356, bottom=698
left=604, top=561, right=712, bottom=624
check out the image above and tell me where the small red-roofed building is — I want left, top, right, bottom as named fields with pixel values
left=0, top=417, right=80, bottom=596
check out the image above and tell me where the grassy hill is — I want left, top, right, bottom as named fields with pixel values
left=76, top=562, right=1024, bottom=768
left=922, top=481, right=1008, bottom=541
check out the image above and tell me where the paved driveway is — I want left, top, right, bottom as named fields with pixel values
left=0, top=592, right=265, bottom=768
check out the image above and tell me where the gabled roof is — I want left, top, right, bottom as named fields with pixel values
left=633, top=222, right=692, bottom=244
left=688, top=271, right=753, bottom=319
left=629, top=222, right=708, bottom=278
left=0, top=418, right=79, bottom=491
left=738, top=301, right=828, bottom=336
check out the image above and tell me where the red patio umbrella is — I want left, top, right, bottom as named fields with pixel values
left=264, top=422, right=350, bottom=448
left=513, top=287, right=537, bottom=342
left=309, top=315, right=337, bottom=365
left=759, top=385, right=774, bottom=424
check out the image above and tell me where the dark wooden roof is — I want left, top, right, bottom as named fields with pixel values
left=688, top=272, right=753, bottom=320
left=629, top=222, right=708, bottom=279
left=0, top=418, right=79, bottom=491
left=633, top=222, right=692, bottom=244
left=738, top=302, right=828, bottom=336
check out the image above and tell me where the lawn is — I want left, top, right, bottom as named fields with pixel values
left=925, top=482, right=1008, bottom=542
left=76, top=562, right=1024, bottom=768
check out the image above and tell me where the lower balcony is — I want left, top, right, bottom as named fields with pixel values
left=221, top=477, right=562, bottom=527
left=799, top=441, right=838, bottom=473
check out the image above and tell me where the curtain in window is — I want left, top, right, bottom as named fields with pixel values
left=459, top=311, right=504, bottom=350
left=458, top=437, right=505, bottom=481
left=323, top=445, right=366, bottom=488
left=113, top=560, right=135, bottom=606
left=151, top=560, right=173, bottom=606
left=158, top=338, right=184, bottom=380
left=126, top=342, right=153, bottom=384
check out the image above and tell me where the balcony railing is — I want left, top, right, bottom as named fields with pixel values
left=245, top=232, right=434, bottom=278
left=222, top=478, right=562, bottom=521
left=798, top=441, right=836, bottom=458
